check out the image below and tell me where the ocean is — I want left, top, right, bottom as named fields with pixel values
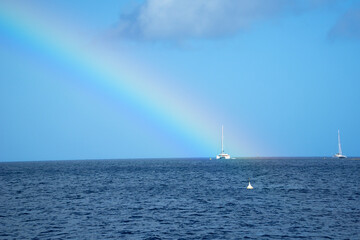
left=0, top=158, right=359, bottom=239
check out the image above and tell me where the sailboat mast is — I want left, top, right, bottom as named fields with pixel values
left=338, top=130, right=342, bottom=155
left=221, top=125, right=224, bottom=153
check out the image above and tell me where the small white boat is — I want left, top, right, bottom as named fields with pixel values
left=247, top=180, right=253, bottom=190
left=333, top=130, right=347, bottom=158
left=216, top=125, right=231, bottom=159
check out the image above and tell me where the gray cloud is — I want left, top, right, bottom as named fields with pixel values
left=113, top=0, right=338, bottom=41
left=329, top=4, right=360, bottom=40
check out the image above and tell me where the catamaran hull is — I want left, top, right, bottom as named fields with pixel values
left=216, top=154, right=231, bottom=159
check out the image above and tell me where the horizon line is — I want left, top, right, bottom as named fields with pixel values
left=1, top=156, right=360, bottom=163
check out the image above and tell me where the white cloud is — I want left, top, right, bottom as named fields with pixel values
left=329, top=4, right=360, bottom=40
left=115, top=0, right=338, bottom=41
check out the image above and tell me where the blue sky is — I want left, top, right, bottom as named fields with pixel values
left=0, top=0, right=359, bottom=161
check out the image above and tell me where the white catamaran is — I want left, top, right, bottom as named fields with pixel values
left=334, top=130, right=347, bottom=158
left=216, top=125, right=231, bottom=159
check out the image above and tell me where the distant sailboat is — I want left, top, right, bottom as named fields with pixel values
left=216, top=125, right=230, bottom=159
left=333, top=130, right=347, bottom=158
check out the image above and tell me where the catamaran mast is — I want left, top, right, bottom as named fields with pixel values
left=338, top=129, right=342, bottom=155
left=221, top=125, right=224, bottom=153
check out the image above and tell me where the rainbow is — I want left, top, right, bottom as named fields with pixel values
left=0, top=2, right=263, bottom=157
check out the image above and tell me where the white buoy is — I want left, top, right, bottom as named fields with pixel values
left=247, top=179, right=253, bottom=189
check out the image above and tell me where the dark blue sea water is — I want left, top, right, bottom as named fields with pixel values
left=0, top=158, right=359, bottom=239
